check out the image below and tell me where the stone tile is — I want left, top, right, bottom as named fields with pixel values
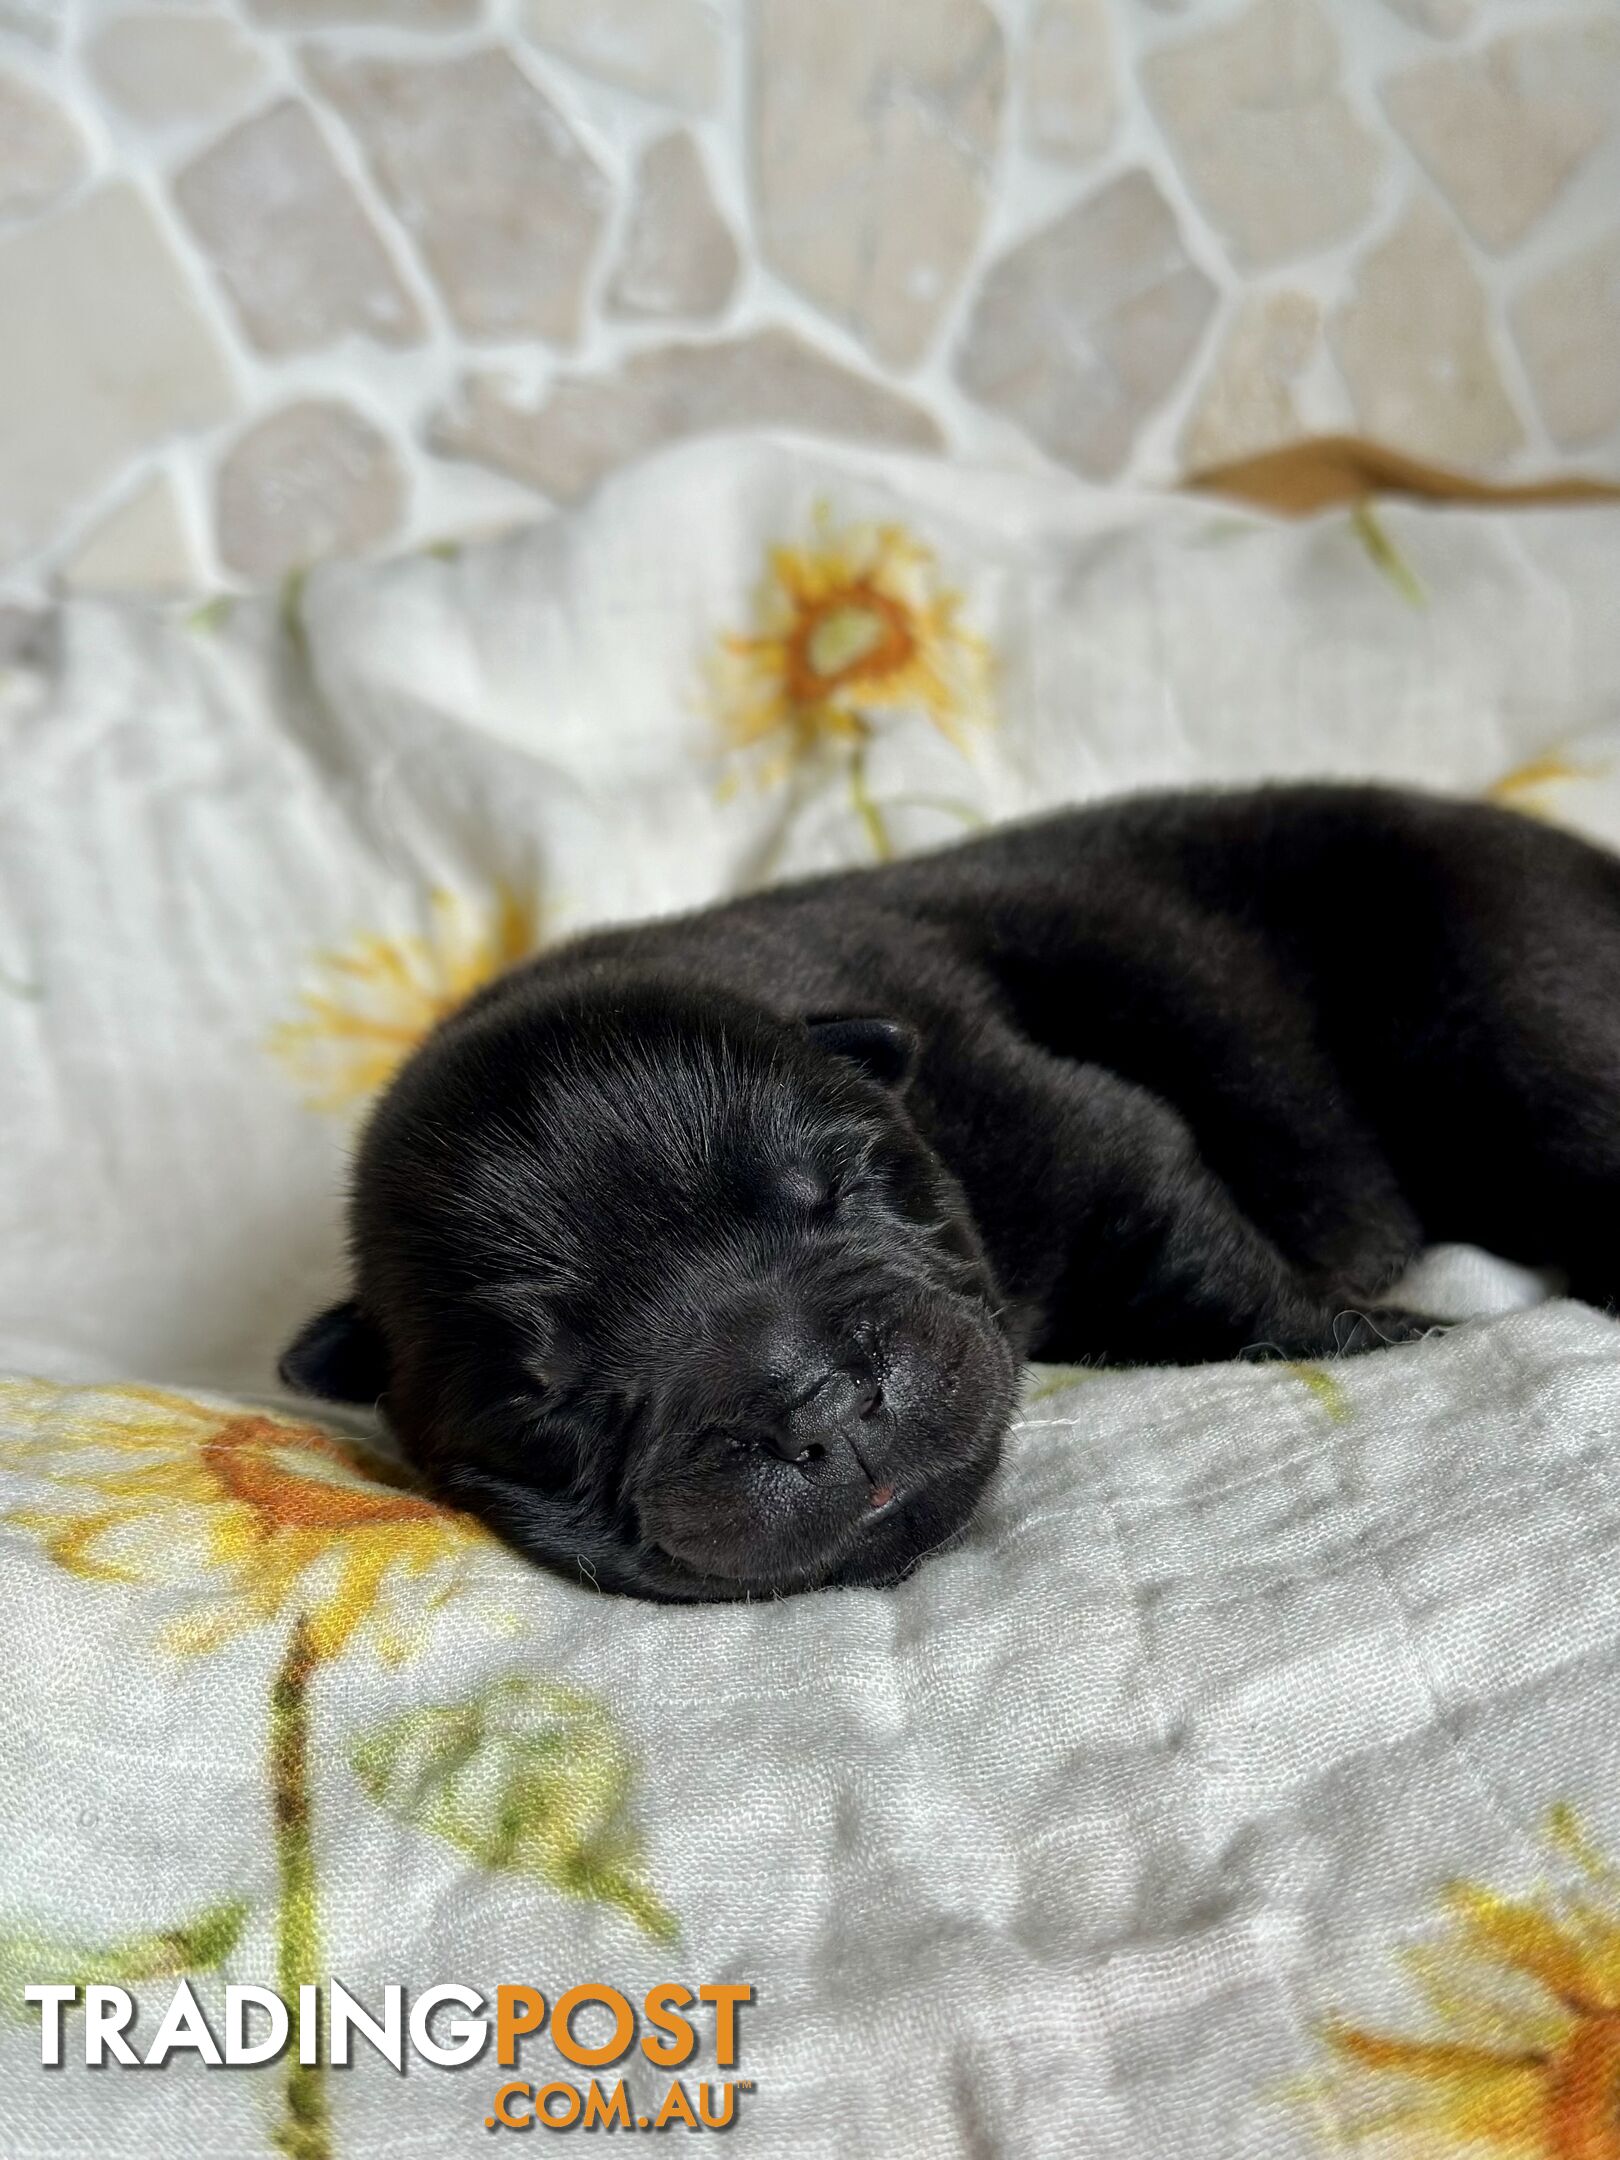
left=217, top=399, right=407, bottom=580
left=1511, top=226, right=1620, bottom=450
left=1023, top=0, right=1116, bottom=165
left=521, top=0, right=720, bottom=114
left=247, top=0, right=480, bottom=24
left=1181, top=290, right=1319, bottom=471
left=87, top=13, right=270, bottom=128
left=1378, top=0, right=1475, bottom=34
left=307, top=48, right=610, bottom=345
left=0, top=67, right=88, bottom=219
left=954, top=168, right=1217, bottom=480
left=754, top=0, right=1004, bottom=369
left=1329, top=198, right=1523, bottom=467
left=174, top=98, right=423, bottom=356
left=429, top=328, right=942, bottom=503
left=1384, top=22, right=1620, bottom=254
left=605, top=130, right=738, bottom=322
left=0, top=183, right=237, bottom=571
left=60, top=471, right=198, bottom=595
left=1141, top=0, right=1383, bottom=268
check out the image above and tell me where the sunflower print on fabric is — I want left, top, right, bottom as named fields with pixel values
left=1, top=1380, right=492, bottom=1662
left=1, top=1382, right=497, bottom=2160
left=715, top=507, right=995, bottom=857
left=1318, top=1806, right=1620, bottom=2156
left=270, top=884, right=541, bottom=1110
left=1, top=1381, right=673, bottom=2160
left=1485, top=756, right=1609, bottom=821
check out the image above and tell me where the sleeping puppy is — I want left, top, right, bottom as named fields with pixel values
left=283, top=783, right=1620, bottom=1602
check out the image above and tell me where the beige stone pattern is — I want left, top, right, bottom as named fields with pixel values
left=606, top=131, right=738, bottom=322
left=1379, top=0, right=1475, bottom=35
left=87, top=14, right=269, bottom=129
left=1023, top=0, right=1117, bottom=165
left=247, top=0, right=480, bottom=24
left=60, top=472, right=198, bottom=595
left=1511, top=226, right=1620, bottom=451
left=0, top=184, right=237, bottom=572
left=307, top=48, right=610, bottom=346
left=5, top=0, right=1620, bottom=593
left=430, top=329, right=943, bottom=504
left=1330, top=199, right=1523, bottom=467
left=1384, top=22, right=1620, bottom=254
left=754, top=0, right=1005, bottom=369
left=217, top=399, right=407, bottom=580
left=174, top=99, right=423, bottom=356
left=0, top=68, right=87, bottom=219
left=954, top=169, right=1217, bottom=480
left=1142, top=0, right=1383, bottom=268
left=1181, top=290, right=1320, bottom=471
left=521, top=0, right=720, bottom=114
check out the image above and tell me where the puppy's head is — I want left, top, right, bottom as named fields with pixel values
left=281, top=977, right=1015, bottom=1601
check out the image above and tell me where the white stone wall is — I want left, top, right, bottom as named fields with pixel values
left=1, top=0, right=1616, bottom=598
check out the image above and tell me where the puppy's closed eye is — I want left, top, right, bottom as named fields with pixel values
left=778, top=1163, right=838, bottom=1215
left=464, top=1281, right=567, bottom=1392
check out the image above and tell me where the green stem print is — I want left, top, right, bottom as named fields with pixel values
left=1285, top=1362, right=1350, bottom=1423
left=1022, top=1363, right=1112, bottom=1405
left=1, top=1383, right=678, bottom=2160
left=847, top=739, right=895, bottom=863
left=271, top=1616, right=330, bottom=2160
left=352, top=1676, right=677, bottom=1947
left=0, top=1899, right=248, bottom=2016
left=1350, top=501, right=1426, bottom=610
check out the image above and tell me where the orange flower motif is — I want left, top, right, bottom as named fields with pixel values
left=717, top=509, right=994, bottom=778
left=1, top=1379, right=511, bottom=2160
left=269, top=884, right=541, bottom=1110
left=1320, top=1806, right=1620, bottom=2156
left=1, top=1380, right=492, bottom=1664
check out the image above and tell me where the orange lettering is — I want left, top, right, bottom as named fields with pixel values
left=491, top=2082, right=533, bottom=2129
left=551, top=1985, right=634, bottom=2069
left=654, top=2080, right=699, bottom=2130
left=496, top=1987, right=547, bottom=2068
left=641, top=1983, right=696, bottom=2068
left=699, top=1985, right=752, bottom=2068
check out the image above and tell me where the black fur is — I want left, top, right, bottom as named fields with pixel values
left=282, top=784, right=1620, bottom=1601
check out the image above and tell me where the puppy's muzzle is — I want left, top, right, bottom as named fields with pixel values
left=763, top=1360, right=883, bottom=1464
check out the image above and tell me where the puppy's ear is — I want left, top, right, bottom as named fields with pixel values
left=806, top=1015, right=919, bottom=1091
left=279, top=1299, right=388, bottom=1404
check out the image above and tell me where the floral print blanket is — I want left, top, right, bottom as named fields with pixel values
left=4, top=437, right=1620, bottom=2158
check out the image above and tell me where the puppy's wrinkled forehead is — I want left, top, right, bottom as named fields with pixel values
left=353, top=984, right=893, bottom=1311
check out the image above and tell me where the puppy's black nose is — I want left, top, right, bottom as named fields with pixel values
left=767, top=1363, right=882, bottom=1464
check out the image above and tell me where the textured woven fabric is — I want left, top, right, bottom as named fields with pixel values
left=3, top=438, right=1620, bottom=2157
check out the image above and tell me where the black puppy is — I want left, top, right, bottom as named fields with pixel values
left=283, top=784, right=1620, bottom=1602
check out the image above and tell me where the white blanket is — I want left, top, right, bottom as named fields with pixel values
left=4, top=437, right=1620, bottom=2158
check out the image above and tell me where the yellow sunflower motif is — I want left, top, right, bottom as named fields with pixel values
left=1, top=1380, right=490, bottom=1663
left=1485, top=756, right=1606, bottom=821
left=1319, top=1806, right=1620, bottom=2156
left=269, top=883, right=541, bottom=1111
left=716, top=509, right=994, bottom=855
left=1, top=1380, right=494, bottom=2160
